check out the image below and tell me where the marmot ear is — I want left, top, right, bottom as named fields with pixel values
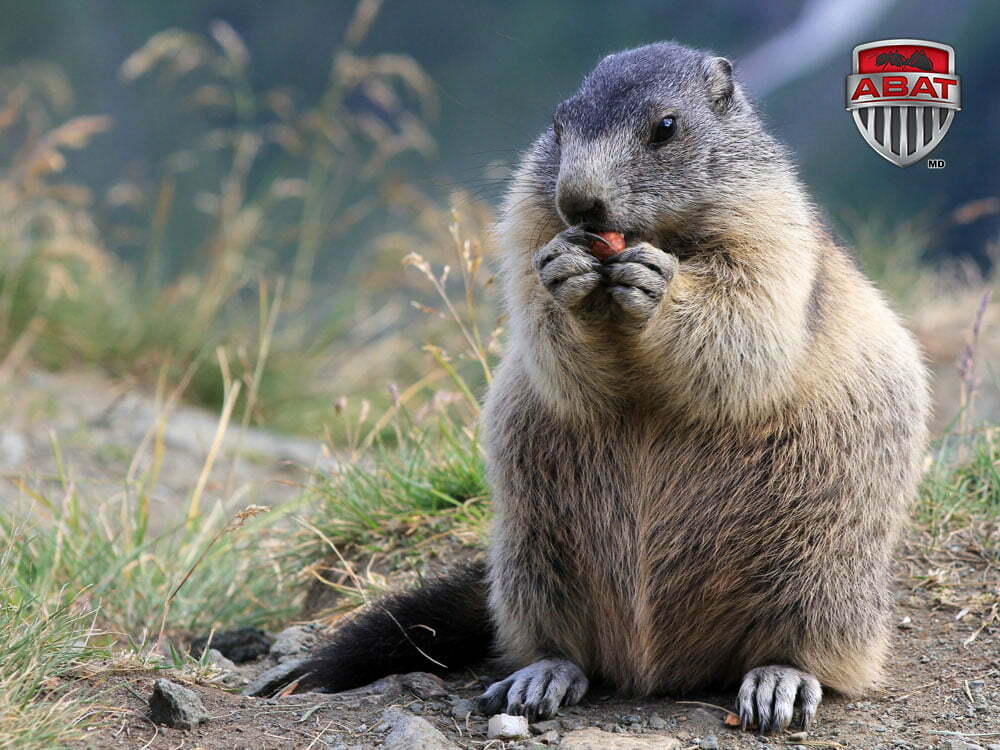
left=702, top=56, right=735, bottom=112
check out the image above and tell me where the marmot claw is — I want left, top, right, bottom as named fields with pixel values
left=533, top=228, right=603, bottom=308
left=737, top=665, right=822, bottom=734
left=477, top=658, right=589, bottom=721
left=602, top=242, right=677, bottom=322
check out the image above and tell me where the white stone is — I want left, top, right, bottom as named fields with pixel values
left=487, top=713, right=530, bottom=740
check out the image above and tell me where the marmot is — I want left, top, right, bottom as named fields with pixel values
left=255, top=41, right=929, bottom=734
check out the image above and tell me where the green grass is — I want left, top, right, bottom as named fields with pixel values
left=0, top=481, right=308, bottom=746
left=916, top=427, right=999, bottom=542
left=0, top=532, right=106, bottom=748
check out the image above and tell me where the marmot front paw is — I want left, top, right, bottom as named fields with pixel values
left=477, top=658, right=589, bottom=721
left=533, top=227, right=603, bottom=308
left=602, top=242, right=677, bottom=323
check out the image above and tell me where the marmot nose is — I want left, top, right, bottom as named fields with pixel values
left=558, top=192, right=609, bottom=228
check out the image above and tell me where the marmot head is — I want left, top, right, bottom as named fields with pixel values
left=515, top=42, right=785, bottom=246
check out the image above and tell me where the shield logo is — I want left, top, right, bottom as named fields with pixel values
left=845, top=39, right=961, bottom=167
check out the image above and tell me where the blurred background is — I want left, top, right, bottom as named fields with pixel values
left=0, top=0, right=997, bottom=440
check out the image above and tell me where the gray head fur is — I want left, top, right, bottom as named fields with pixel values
left=520, top=41, right=793, bottom=246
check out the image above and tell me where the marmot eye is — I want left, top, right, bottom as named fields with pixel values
left=651, top=116, right=677, bottom=145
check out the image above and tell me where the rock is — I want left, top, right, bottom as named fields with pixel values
left=204, top=648, right=237, bottom=673
left=148, top=679, right=209, bottom=729
left=538, top=729, right=560, bottom=744
left=897, top=616, right=913, bottom=629
left=400, top=671, right=449, bottom=699
left=488, top=713, right=530, bottom=740
left=620, top=714, right=643, bottom=724
left=699, top=734, right=719, bottom=750
left=560, top=729, right=682, bottom=749
left=380, top=708, right=458, bottom=750
left=190, top=627, right=273, bottom=663
left=531, top=719, right=562, bottom=734
left=243, top=658, right=306, bottom=696
left=270, top=624, right=323, bottom=662
left=340, top=675, right=403, bottom=699
left=940, top=741, right=984, bottom=750
left=449, top=697, right=475, bottom=720
left=786, top=732, right=808, bottom=742
left=648, top=713, right=668, bottom=730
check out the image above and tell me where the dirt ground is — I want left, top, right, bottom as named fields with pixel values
left=73, top=530, right=998, bottom=750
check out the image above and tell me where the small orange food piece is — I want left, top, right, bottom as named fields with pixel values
left=589, top=231, right=626, bottom=261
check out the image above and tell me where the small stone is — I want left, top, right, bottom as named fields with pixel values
left=897, top=616, right=913, bottom=630
left=204, top=648, right=237, bottom=673
left=488, top=713, right=530, bottom=740
left=920, top=655, right=931, bottom=663
left=787, top=732, right=808, bottom=742
left=620, top=714, right=643, bottom=724
left=148, top=679, right=209, bottom=729
left=699, top=734, right=719, bottom=750
left=380, top=708, right=458, bottom=750
left=449, top=698, right=475, bottom=720
left=400, top=672, right=449, bottom=699
left=269, top=624, right=322, bottom=662
left=648, top=713, right=668, bottom=730
left=243, top=658, right=306, bottom=696
left=538, top=729, right=560, bottom=744
left=560, top=728, right=682, bottom=749
left=530, top=719, right=561, bottom=734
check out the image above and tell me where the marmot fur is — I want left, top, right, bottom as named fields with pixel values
left=255, top=41, right=929, bottom=734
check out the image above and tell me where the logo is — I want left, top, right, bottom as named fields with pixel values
left=845, top=39, right=960, bottom=167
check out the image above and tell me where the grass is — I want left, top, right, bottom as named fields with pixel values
left=917, top=426, right=999, bottom=542
left=0, top=2, right=491, bottom=440
left=0, top=532, right=106, bottom=748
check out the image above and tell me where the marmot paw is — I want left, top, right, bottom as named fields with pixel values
left=737, top=665, right=822, bottom=734
left=477, top=658, right=589, bottom=721
left=533, top=228, right=603, bottom=308
left=602, top=243, right=677, bottom=323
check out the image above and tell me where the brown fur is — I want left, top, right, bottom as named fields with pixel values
left=482, top=136, right=929, bottom=699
